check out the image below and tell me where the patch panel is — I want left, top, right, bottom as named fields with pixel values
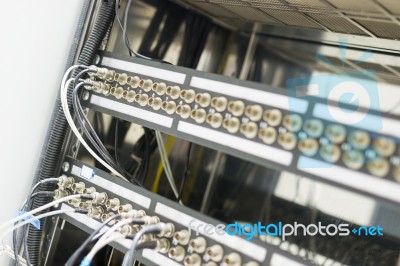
left=80, top=52, right=400, bottom=204
left=58, top=157, right=309, bottom=266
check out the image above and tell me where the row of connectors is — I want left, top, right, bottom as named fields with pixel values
left=55, top=177, right=176, bottom=255
left=86, top=68, right=399, bottom=179
left=169, top=229, right=259, bottom=266
left=57, top=175, right=260, bottom=266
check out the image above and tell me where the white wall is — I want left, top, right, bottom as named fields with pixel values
left=0, top=0, right=84, bottom=263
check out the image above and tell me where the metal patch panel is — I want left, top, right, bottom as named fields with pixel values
left=79, top=52, right=400, bottom=205
left=59, top=157, right=311, bottom=266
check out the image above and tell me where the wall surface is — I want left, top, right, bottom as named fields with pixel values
left=0, top=0, right=84, bottom=263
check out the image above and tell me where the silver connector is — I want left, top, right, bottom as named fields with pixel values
left=71, top=182, right=85, bottom=193
left=227, top=101, right=245, bottom=116
left=139, top=79, right=153, bottom=92
left=161, top=101, right=177, bottom=114
left=87, top=206, right=104, bottom=218
left=240, top=122, right=258, bottom=139
left=223, top=117, right=240, bottom=133
left=245, top=104, right=263, bottom=121
left=123, top=90, right=136, bottom=103
left=173, top=229, right=190, bottom=245
left=190, top=109, right=206, bottom=123
left=206, top=113, right=223, bottom=128
left=134, top=93, right=149, bottom=106
left=114, top=73, right=128, bottom=85
left=168, top=246, right=185, bottom=261
left=158, top=222, right=175, bottom=238
left=82, top=187, right=96, bottom=194
left=195, top=93, right=211, bottom=107
left=110, top=87, right=124, bottom=99
left=184, top=253, right=201, bottom=266
left=176, top=105, right=191, bottom=119
left=78, top=201, right=92, bottom=210
left=114, top=73, right=128, bottom=86
left=127, top=76, right=140, bottom=88
left=180, top=89, right=196, bottom=103
left=89, top=66, right=115, bottom=81
left=90, top=81, right=111, bottom=95
left=148, top=97, right=163, bottom=110
left=105, top=198, right=120, bottom=211
left=120, top=209, right=146, bottom=219
left=100, top=212, right=116, bottom=223
left=118, top=204, right=133, bottom=213
left=258, top=127, right=277, bottom=145
left=211, top=97, right=228, bottom=112
left=119, top=224, right=141, bottom=236
left=221, top=252, right=241, bottom=266
left=91, top=192, right=108, bottom=204
left=54, top=189, right=69, bottom=199
left=153, top=82, right=167, bottom=95
left=57, top=175, right=74, bottom=188
left=155, top=238, right=170, bottom=253
left=68, top=198, right=81, bottom=208
left=166, top=86, right=181, bottom=99
left=205, top=245, right=223, bottom=262
left=189, top=237, right=206, bottom=253
left=263, top=109, right=282, bottom=127
left=142, top=216, right=160, bottom=225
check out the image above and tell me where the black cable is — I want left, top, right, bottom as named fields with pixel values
left=135, top=241, right=157, bottom=250
left=73, top=82, right=135, bottom=182
left=65, top=214, right=122, bottom=266
left=13, top=179, right=59, bottom=266
left=116, top=0, right=172, bottom=64
left=74, top=68, right=92, bottom=89
left=72, top=80, right=142, bottom=186
left=177, top=142, right=192, bottom=202
left=122, top=225, right=161, bottom=266
left=19, top=190, right=56, bottom=265
left=114, top=118, right=124, bottom=172
left=72, top=83, right=120, bottom=167
left=12, top=192, right=55, bottom=266
left=72, top=82, right=117, bottom=166
left=30, top=191, right=56, bottom=199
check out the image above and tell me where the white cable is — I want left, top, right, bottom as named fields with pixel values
left=0, top=194, right=81, bottom=230
left=155, top=131, right=179, bottom=199
left=85, top=234, right=125, bottom=262
left=60, top=77, right=127, bottom=180
left=61, top=65, right=85, bottom=94
left=0, top=209, right=75, bottom=247
left=85, top=218, right=133, bottom=261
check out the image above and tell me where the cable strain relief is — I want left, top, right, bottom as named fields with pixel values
left=80, top=195, right=94, bottom=200
left=136, top=241, right=158, bottom=250
left=75, top=209, right=89, bottom=214
left=131, top=218, right=145, bottom=225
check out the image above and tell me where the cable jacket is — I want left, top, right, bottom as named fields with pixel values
left=27, top=1, right=116, bottom=265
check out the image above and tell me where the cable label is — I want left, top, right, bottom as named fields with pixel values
left=80, top=165, right=95, bottom=180
left=17, top=211, right=40, bottom=229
